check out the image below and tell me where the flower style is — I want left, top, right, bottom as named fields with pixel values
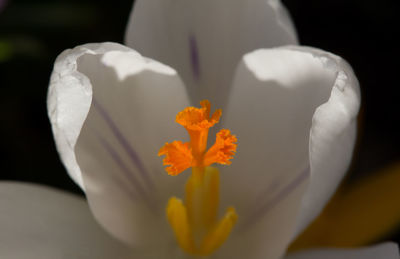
left=1, top=0, right=399, bottom=258
left=159, top=100, right=238, bottom=256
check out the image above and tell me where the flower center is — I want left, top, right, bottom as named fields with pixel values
left=159, top=100, right=238, bottom=256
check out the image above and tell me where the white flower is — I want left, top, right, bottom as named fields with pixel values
left=0, top=0, right=398, bottom=258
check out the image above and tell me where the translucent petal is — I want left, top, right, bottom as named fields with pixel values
left=48, top=42, right=132, bottom=189
left=215, top=46, right=358, bottom=258
left=49, top=42, right=191, bottom=247
left=125, top=0, right=297, bottom=108
left=74, top=48, right=190, bottom=247
left=290, top=46, right=360, bottom=236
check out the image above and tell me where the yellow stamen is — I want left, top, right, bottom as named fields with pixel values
left=199, top=207, right=238, bottom=255
left=159, top=100, right=238, bottom=256
left=166, top=197, right=195, bottom=253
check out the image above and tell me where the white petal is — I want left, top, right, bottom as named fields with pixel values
left=217, top=47, right=348, bottom=258
left=290, top=46, right=361, bottom=236
left=72, top=47, right=191, bottom=247
left=125, top=0, right=297, bottom=108
left=48, top=42, right=132, bottom=189
left=0, top=182, right=132, bottom=259
left=216, top=179, right=307, bottom=259
left=285, top=243, right=400, bottom=259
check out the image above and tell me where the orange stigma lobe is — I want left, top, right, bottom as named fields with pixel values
left=158, top=141, right=193, bottom=175
left=176, top=100, right=221, bottom=131
left=203, top=129, right=237, bottom=167
left=159, top=100, right=237, bottom=175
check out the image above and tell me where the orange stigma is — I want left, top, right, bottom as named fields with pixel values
left=159, top=100, right=237, bottom=175
left=158, top=100, right=238, bottom=256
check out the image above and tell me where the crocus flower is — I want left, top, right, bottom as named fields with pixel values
left=1, top=0, right=398, bottom=258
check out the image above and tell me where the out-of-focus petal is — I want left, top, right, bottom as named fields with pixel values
left=291, top=162, right=400, bottom=250
left=215, top=47, right=340, bottom=259
left=285, top=243, right=400, bottom=259
left=289, top=46, right=360, bottom=236
left=0, top=182, right=132, bottom=259
left=71, top=46, right=191, bottom=247
left=125, top=0, right=297, bottom=108
left=48, top=42, right=132, bottom=189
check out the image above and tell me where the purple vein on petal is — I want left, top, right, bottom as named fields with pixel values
left=97, top=135, right=156, bottom=211
left=189, top=35, right=200, bottom=79
left=92, top=99, right=155, bottom=190
left=238, top=166, right=310, bottom=232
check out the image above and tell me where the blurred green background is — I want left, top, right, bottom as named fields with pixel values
left=1, top=0, right=399, bottom=248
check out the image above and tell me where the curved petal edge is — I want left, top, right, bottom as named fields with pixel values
left=48, top=42, right=133, bottom=190
left=289, top=46, right=361, bottom=236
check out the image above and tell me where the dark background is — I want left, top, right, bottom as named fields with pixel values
left=1, top=0, right=399, bottom=246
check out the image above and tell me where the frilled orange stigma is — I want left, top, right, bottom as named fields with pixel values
left=159, top=100, right=238, bottom=256
left=159, top=100, right=237, bottom=175
left=176, top=100, right=221, bottom=131
left=158, top=141, right=193, bottom=176
left=203, top=129, right=237, bottom=167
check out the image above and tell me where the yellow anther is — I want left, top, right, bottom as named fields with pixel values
left=166, top=197, right=196, bottom=254
left=159, top=101, right=238, bottom=256
left=199, top=207, right=238, bottom=255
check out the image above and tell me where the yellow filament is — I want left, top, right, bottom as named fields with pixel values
left=202, top=167, right=220, bottom=228
left=186, top=167, right=220, bottom=233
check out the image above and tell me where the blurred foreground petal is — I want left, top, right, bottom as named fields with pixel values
left=0, top=182, right=132, bottom=259
left=286, top=243, right=399, bottom=259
